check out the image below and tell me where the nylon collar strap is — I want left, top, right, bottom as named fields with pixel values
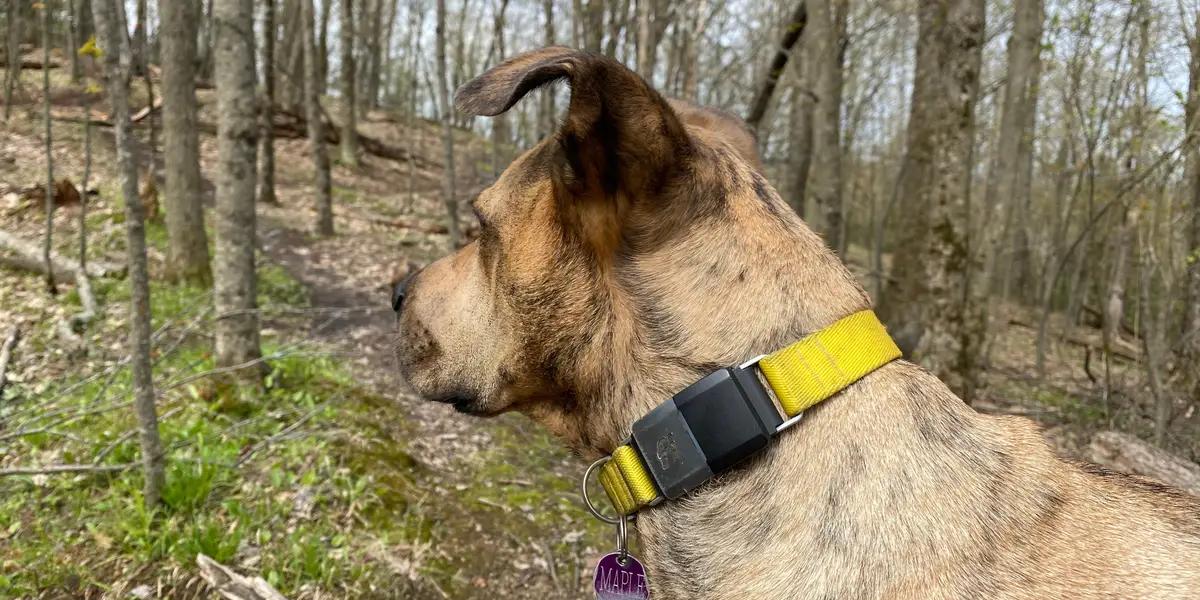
left=597, top=310, right=901, bottom=516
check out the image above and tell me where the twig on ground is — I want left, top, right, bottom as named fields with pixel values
left=235, top=404, right=326, bottom=467
left=196, top=554, right=289, bottom=600
left=0, top=462, right=134, bottom=477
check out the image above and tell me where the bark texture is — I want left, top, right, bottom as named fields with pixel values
left=806, top=0, right=845, bottom=255
left=212, top=0, right=263, bottom=374
left=259, top=0, right=278, bottom=205
left=160, top=0, right=213, bottom=283
left=1184, top=10, right=1200, bottom=401
left=435, top=0, right=461, bottom=246
left=339, top=0, right=359, bottom=166
left=304, top=0, right=334, bottom=236
left=906, top=0, right=986, bottom=397
left=91, top=0, right=165, bottom=509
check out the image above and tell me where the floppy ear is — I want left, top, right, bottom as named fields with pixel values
left=455, top=46, right=691, bottom=196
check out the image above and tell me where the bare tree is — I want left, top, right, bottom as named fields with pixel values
left=436, top=0, right=461, bottom=246
left=340, top=0, right=359, bottom=167
left=806, top=0, right=846, bottom=255
left=787, top=44, right=814, bottom=216
left=318, top=0, right=332, bottom=95
left=91, top=0, right=165, bottom=509
left=744, top=2, right=808, bottom=132
left=489, top=0, right=511, bottom=178
left=1184, top=7, right=1200, bottom=400
left=3, top=1, right=18, bottom=122
left=983, top=0, right=1044, bottom=300
left=898, top=0, right=987, bottom=399
left=40, top=1, right=56, bottom=295
left=132, top=0, right=148, bottom=76
left=304, top=0, right=335, bottom=236
left=259, top=0, right=278, bottom=205
left=66, top=0, right=80, bottom=82
left=160, top=0, right=213, bottom=283
left=212, top=0, right=263, bottom=376
left=540, top=0, right=556, bottom=137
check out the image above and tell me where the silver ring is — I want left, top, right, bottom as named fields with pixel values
left=581, top=456, right=621, bottom=524
left=616, top=513, right=630, bottom=566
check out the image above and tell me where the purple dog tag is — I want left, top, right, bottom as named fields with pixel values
left=593, top=552, right=650, bottom=599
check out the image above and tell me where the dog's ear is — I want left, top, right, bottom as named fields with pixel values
left=455, top=46, right=691, bottom=196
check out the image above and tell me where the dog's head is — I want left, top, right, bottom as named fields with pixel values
left=394, top=47, right=868, bottom=456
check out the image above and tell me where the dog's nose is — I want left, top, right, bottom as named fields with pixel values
left=391, top=270, right=419, bottom=313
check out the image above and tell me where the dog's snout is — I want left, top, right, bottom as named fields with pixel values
left=391, top=269, right=420, bottom=313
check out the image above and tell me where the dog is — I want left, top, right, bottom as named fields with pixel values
left=393, top=46, right=1200, bottom=599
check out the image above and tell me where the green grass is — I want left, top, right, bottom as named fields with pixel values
left=0, top=261, right=427, bottom=598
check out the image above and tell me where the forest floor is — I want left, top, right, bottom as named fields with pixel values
left=1, top=66, right=1197, bottom=599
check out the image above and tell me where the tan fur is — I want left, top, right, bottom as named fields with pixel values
left=394, top=47, right=1200, bottom=598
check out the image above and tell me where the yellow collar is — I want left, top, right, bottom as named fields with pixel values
left=594, top=310, right=900, bottom=516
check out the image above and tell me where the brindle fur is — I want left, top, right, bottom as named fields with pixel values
left=394, top=47, right=1200, bottom=598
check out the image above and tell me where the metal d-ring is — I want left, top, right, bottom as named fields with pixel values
left=581, top=456, right=622, bottom=525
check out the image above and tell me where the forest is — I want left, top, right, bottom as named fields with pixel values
left=0, top=0, right=1198, bottom=597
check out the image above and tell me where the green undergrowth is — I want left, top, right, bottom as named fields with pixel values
left=0, top=262, right=433, bottom=598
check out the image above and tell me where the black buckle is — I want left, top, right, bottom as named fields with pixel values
left=630, top=364, right=783, bottom=499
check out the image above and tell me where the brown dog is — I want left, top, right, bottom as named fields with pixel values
left=393, top=47, right=1200, bottom=599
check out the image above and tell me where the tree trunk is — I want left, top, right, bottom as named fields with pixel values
left=436, top=0, right=461, bottom=246
left=339, top=0, right=359, bottom=167
left=744, top=1, right=808, bottom=132
left=1183, top=9, right=1200, bottom=401
left=405, top=0, right=423, bottom=211
left=160, top=0, right=213, bottom=283
left=132, top=0, right=148, bottom=76
left=41, top=2, right=56, bottom=294
left=364, top=0, right=385, bottom=110
left=259, top=0, right=278, bottom=205
left=806, top=0, right=845, bottom=256
left=80, top=96, right=93, bottom=280
left=787, top=42, right=814, bottom=217
left=378, top=0, right=398, bottom=109
left=489, top=0, right=511, bottom=178
left=66, top=0, right=80, bottom=82
left=906, top=0, right=986, bottom=398
left=983, top=0, right=1043, bottom=297
left=578, top=0, right=603, bottom=53
left=213, top=0, right=263, bottom=378
left=91, top=0, right=165, bottom=509
left=318, top=0, right=332, bottom=95
left=3, top=0, right=19, bottom=122
left=200, top=0, right=216, bottom=79
left=304, top=0, right=334, bottom=236
left=1104, top=3, right=1151, bottom=408
left=636, top=0, right=654, bottom=80
left=540, top=0, right=556, bottom=137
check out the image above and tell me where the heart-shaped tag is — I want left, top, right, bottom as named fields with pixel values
left=593, top=552, right=650, bottom=599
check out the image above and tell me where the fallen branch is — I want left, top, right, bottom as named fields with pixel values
left=130, top=96, right=163, bottom=123
left=196, top=554, right=289, bottom=600
left=0, top=326, right=20, bottom=396
left=0, top=462, right=134, bottom=477
left=1086, top=430, right=1200, bottom=497
left=0, top=59, right=61, bottom=69
left=0, top=229, right=124, bottom=279
left=1007, top=317, right=1140, bottom=362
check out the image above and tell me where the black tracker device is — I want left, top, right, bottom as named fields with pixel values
left=629, top=364, right=783, bottom=499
